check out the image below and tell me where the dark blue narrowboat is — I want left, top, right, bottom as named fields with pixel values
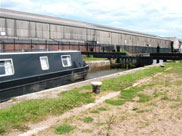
left=0, top=51, right=89, bottom=102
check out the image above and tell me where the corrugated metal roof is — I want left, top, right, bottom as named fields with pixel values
left=0, top=8, right=171, bottom=41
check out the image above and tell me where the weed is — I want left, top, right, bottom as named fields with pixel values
left=120, top=115, right=127, bottom=121
left=11, top=97, right=17, bottom=101
left=83, top=117, right=94, bottom=123
left=148, top=102, right=157, bottom=106
left=137, top=94, right=151, bottom=103
left=138, top=122, right=150, bottom=128
left=0, top=127, right=5, bottom=135
left=161, top=95, right=181, bottom=102
left=161, top=96, right=170, bottom=101
left=82, top=129, right=93, bottom=133
left=170, top=102, right=182, bottom=109
left=90, top=110, right=100, bottom=114
left=105, top=99, right=125, bottom=106
left=105, top=114, right=116, bottom=136
left=96, top=122, right=105, bottom=126
left=97, top=107, right=107, bottom=111
left=56, top=124, right=75, bottom=134
left=132, top=107, right=139, bottom=111
left=136, top=109, right=151, bottom=113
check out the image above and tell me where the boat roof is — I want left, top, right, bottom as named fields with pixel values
left=0, top=50, right=80, bottom=55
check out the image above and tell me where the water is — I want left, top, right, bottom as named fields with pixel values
left=87, top=60, right=163, bottom=80
left=87, top=68, right=126, bottom=79
left=85, top=57, right=166, bottom=80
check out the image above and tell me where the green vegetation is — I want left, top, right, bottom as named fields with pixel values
left=96, top=122, right=105, bottom=126
left=90, top=107, right=107, bottom=114
left=1, top=61, right=180, bottom=134
left=105, top=114, right=116, bottom=135
left=97, top=107, right=107, bottom=111
left=137, top=94, right=151, bottom=103
left=120, top=49, right=131, bottom=56
left=136, top=109, right=151, bottom=113
left=120, top=87, right=143, bottom=101
left=101, top=66, right=165, bottom=92
left=0, top=90, right=94, bottom=134
left=105, top=99, right=125, bottom=106
left=90, top=110, right=100, bottom=114
left=56, top=124, right=75, bottom=134
left=161, top=95, right=181, bottom=102
left=82, top=129, right=93, bottom=133
left=83, top=55, right=106, bottom=61
left=161, top=96, right=170, bottom=101
left=83, top=117, right=94, bottom=123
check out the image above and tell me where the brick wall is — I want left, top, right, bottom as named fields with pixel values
left=1, top=43, right=99, bottom=52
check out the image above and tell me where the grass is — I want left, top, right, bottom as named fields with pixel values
left=82, top=49, right=131, bottom=62
left=105, top=99, right=125, bottom=106
left=101, top=66, right=165, bottom=92
left=161, top=95, right=181, bottom=102
left=120, top=49, right=131, bottom=56
left=137, top=94, right=151, bottom=103
left=161, top=96, right=170, bottom=101
left=83, top=117, right=94, bottom=123
left=120, top=87, right=144, bottom=101
left=83, top=55, right=106, bottom=61
left=136, top=109, right=151, bottom=113
left=0, top=62, right=177, bottom=134
left=90, top=110, right=100, bottom=114
left=170, top=102, right=182, bottom=109
left=96, top=122, right=105, bottom=126
left=0, top=90, right=94, bottom=134
left=56, top=124, right=75, bottom=134
left=90, top=107, right=107, bottom=114
left=82, top=129, right=93, bottom=133
left=97, top=107, right=107, bottom=111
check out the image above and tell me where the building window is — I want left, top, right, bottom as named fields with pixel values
left=40, top=56, right=49, bottom=70
left=61, top=55, right=72, bottom=67
left=0, top=59, right=14, bottom=77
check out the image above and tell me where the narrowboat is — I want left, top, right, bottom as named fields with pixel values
left=0, top=51, right=89, bottom=102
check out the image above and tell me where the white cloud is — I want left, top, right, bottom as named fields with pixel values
left=0, top=0, right=182, bottom=38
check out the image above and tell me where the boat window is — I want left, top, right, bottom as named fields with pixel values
left=61, top=55, right=72, bottom=67
left=40, top=56, right=49, bottom=70
left=0, top=59, right=14, bottom=77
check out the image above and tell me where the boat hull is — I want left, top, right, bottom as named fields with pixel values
left=0, top=65, right=89, bottom=102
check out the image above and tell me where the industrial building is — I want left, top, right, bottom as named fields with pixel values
left=0, top=8, right=173, bottom=53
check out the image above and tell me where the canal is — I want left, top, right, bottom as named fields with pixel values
left=87, top=68, right=126, bottom=79
left=86, top=60, right=163, bottom=80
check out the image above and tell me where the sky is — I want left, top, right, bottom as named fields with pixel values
left=0, top=0, right=182, bottom=38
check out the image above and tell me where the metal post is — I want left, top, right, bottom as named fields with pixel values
left=46, top=40, right=48, bottom=51
left=62, top=42, right=64, bottom=50
left=157, top=45, right=160, bottom=63
left=116, top=46, right=120, bottom=63
left=79, top=42, right=80, bottom=51
left=31, top=39, right=33, bottom=51
left=2, top=41, right=5, bottom=52
left=14, top=38, right=16, bottom=52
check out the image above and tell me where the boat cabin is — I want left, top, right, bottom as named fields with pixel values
left=0, top=50, right=89, bottom=102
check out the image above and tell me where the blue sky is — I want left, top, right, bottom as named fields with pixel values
left=1, top=0, right=182, bottom=38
